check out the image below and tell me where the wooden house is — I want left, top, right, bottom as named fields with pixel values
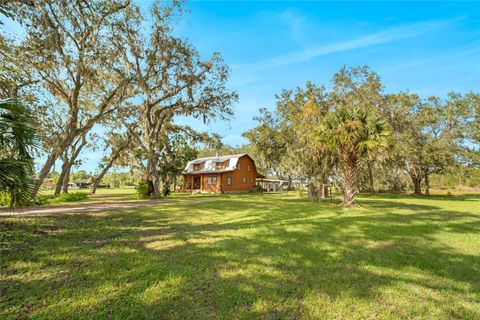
left=181, top=154, right=265, bottom=194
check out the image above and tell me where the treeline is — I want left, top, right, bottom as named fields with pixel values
left=0, top=0, right=237, bottom=204
left=242, top=67, right=479, bottom=206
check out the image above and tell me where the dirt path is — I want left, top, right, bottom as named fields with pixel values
left=0, top=196, right=212, bottom=217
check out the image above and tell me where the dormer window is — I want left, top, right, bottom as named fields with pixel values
left=193, top=164, right=200, bottom=171
left=215, top=162, right=222, bottom=170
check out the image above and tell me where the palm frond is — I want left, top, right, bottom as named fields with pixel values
left=0, top=99, right=38, bottom=208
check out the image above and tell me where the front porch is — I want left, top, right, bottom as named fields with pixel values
left=179, top=173, right=222, bottom=194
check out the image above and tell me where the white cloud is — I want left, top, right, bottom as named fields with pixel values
left=234, top=20, right=450, bottom=72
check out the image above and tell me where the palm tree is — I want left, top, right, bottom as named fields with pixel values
left=319, top=106, right=391, bottom=207
left=0, top=99, right=38, bottom=207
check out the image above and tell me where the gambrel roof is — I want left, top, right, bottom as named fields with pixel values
left=183, top=154, right=247, bottom=174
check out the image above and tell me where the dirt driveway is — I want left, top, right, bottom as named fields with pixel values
left=0, top=198, right=172, bottom=217
left=0, top=192, right=220, bottom=217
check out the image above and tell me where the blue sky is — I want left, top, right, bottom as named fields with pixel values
left=3, top=1, right=480, bottom=172
left=171, top=1, right=479, bottom=148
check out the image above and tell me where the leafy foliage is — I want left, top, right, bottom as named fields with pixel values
left=115, top=2, right=237, bottom=198
left=135, top=180, right=151, bottom=199
left=48, top=191, right=88, bottom=203
left=0, top=99, right=38, bottom=207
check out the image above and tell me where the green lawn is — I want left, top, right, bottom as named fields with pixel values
left=1, top=191, right=479, bottom=319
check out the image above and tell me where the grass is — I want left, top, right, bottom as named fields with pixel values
left=1, top=190, right=479, bottom=319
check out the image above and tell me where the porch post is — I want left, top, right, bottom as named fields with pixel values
left=220, top=173, right=224, bottom=194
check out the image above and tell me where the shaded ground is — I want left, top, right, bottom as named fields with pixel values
left=0, top=198, right=167, bottom=217
left=1, top=191, right=479, bottom=319
left=0, top=191, right=215, bottom=217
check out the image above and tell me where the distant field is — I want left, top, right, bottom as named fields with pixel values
left=1, top=190, right=479, bottom=319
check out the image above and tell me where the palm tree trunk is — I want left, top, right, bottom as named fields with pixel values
left=340, top=153, right=358, bottom=207
left=367, top=162, right=375, bottom=192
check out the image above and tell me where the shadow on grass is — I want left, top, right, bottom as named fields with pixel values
left=1, top=194, right=479, bottom=319
left=359, top=192, right=480, bottom=202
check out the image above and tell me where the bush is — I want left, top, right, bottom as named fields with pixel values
left=253, top=185, right=263, bottom=193
left=0, top=193, right=11, bottom=206
left=30, top=195, right=51, bottom=206
left=162, top=185, right=170, bottom=197
left=135, top=180, right=151, bottom=199
left=49, top=191, right=89, bottom=203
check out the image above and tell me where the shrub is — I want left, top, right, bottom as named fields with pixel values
left=30, top=195, right=51, bottom=206
left=162, top=185, right=170, bottom=197
left=49, top=191, right=88, bottom=203
left=0, top=193, right=11, bottom=207
left=135, top=180, right=151, bottom=199
left=254, top=185, right=264, bottom=193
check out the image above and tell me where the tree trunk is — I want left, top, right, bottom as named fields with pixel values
left=91, top=139, right=130, bottom=194
left=367, top=162, right=375, bottom=192
left=412, top=177, right=422, bottom=195
left=308, top=180, right=321, bottom=203
left=409, top=169, right=423, bottom=195
left=61, top=136, right=87, bottom=194
left=91, top=155, right=121, bottom=194
left=62, top=167, right=71, bottom=193
left=146, top=155, right=161, bottom=198
left=32, top=133, right=79, bottom=197
left=322, top=185, right=329, bottom=198
left=32, top=151, right=61, bottom=197
left=424, top=170, right=430, bottom=196
left=91, top=164, right=111, bottom=194
left=54, top=155, right=69, bottom=196
left=340, top=154, right=358, bottom=207
left=407, top=165, right=423, bottom=195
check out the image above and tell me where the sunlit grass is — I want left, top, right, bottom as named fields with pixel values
left=1, top=191, right=479, bottom=319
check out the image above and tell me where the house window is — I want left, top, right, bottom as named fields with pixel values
left=247, top=164, right=250, bottom=171
left=207, top=177, right=217, bottom=185
left=227, top=176, right=232, bottom=185
left=250, top=177, right=254, bottom=183
left=215, top=162, right=222, bottom=170
left=193, top=164, right=199, bottom=171
left=242, top=177, right=246, bottom=183
left=237, top=163, right=241, bottom=170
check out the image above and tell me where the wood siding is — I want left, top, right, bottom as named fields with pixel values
left=221, top=156, right=257, bottom=193
left=201, top=173, right=221, bottom=193
left=182, top=155, right=258, bottom=194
